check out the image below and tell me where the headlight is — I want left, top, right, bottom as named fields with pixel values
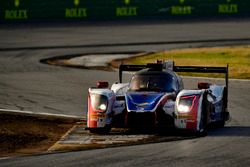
left=177, top=95, right=197, bottom=113
left=99, top=104, right=107, bottom=111
left=177, top=104, right=190, bottom=113
left=90, top=93, right=108, bottom=112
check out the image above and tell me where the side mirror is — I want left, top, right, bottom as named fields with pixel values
left=198, top=82, right=211, bottom=89
left=97, top=81, right=109, bottom=88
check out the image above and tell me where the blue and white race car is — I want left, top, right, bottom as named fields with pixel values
left=86, top=61, right=229, bottom=135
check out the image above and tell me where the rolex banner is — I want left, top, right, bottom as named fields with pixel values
left=0, top=0, right=249, bottom=22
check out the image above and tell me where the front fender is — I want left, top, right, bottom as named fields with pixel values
left=87, top=88, right=115, bottom=128
left=174, top=89, right=205, bottom=131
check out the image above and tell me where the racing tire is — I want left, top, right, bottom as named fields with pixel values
left=217, top=89, right=229, bottom=128
left=216, top=109, right=226, bottom=128
left=196, top=115, right=208, bottom=137
left=216, top=111, right=229, bottom=128
left=196, top=95, right=208, bottom=137
left=216, top=121, right=225, bottom=128
left=195, top=111, right=208, bottom=137
left=89, top=126, right=111, bottom=134
left=195, top=127, right=208, bottom=137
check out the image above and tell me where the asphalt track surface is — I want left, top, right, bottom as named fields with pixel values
left=0, top=19, right=250, bottom=166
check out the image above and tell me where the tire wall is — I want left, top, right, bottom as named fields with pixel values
left=0, top=0, right=249, bottom=22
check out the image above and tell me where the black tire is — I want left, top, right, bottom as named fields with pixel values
left=89, top=126, right=111, bottom=134
left=217, top=110, right=226, bottom=128
left=196, top=94, right=208, bottom=137
left=216, top=120, right=225, bottom=128
left=217, top=89, right=228, bottom=128
left=196, top=115, right=208, bottom=137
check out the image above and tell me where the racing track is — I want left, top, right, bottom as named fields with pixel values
left=0, top=19, right=250, bottom=166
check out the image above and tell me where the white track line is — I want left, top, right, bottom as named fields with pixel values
left=0, top=157, right=10, bottom=161
left=0, top=109, right=83, bottom=119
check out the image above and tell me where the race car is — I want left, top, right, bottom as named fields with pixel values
left=86, top=61, right=229, bottom=135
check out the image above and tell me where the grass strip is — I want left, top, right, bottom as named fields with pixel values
left=114, top=46, right=250, bottom=79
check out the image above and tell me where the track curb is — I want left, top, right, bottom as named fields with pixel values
left=0, top=109, right=84, bottom=123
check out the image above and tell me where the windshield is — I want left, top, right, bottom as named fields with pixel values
left=129, top=74, right=176, bottom=92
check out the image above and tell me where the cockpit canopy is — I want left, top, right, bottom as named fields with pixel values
left=129, top=70, right=178, bottom=92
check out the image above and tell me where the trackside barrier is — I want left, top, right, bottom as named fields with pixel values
left=0, top=0, right=250, bottom=22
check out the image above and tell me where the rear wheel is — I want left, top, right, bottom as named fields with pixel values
left=217, top=111, right=226, bottom=128
left=217, top=89, right=229, bottom=128
left=217, top=109, right=230, bottom=128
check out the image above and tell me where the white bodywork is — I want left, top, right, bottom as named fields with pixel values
left=174, top=89, right=205, bottom=131
left=174, top=84, right=226, bottom=132
left=88, top=82, right=226, bottom=132
left=88, top=88, right=115, bottom=126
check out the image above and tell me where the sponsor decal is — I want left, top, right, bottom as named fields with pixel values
left=186, top=119, right=195, bottom=123
left=5, top=0, right=28, bottom=20
left=90, top=113, right=105, bottom=120
left=218, top=0, right=238, bottom=14
left=170, top=0, right=193, bottom=15
left=116, top=0, right=138, bottom=17
left=65, top=0, right=87, bottom=18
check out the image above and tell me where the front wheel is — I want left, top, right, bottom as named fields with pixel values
left=196, top=98, right=208, bottom=137
left=89, top=126, right=111, bottom=134
left=195, top=127, right=208, bottom=137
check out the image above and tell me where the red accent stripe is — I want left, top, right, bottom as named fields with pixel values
left=88, top=94, right=97, bottom=128
left=185, top=95, right=200, bottom=129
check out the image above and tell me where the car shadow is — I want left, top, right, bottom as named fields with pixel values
left=117, top=128, right=195, bottom=137
left=208, top=126, right=250, bottom=137
left=111, top=126, right=250, bottom=138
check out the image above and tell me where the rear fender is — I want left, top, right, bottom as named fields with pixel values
left=208, top=85, right=225, bottom=102
left=208, top=85, right=229, bottom=121
left=87, top=88, right=115, bottom=128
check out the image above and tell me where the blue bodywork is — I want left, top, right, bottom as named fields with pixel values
left=125, top=92, right=165, bottom=112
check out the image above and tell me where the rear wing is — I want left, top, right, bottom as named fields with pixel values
left=174, top=65, right=229, bottom=109
left=119, top=63, right=228, bottom=109
left=119, top=63, right=229, bottom=91
left=173, top=65, right=229, bottom=91
left=119, top=65, right=146, bottom=83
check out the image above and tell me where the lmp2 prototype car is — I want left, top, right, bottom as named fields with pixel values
left=86, top=61, right=229, bottom=135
